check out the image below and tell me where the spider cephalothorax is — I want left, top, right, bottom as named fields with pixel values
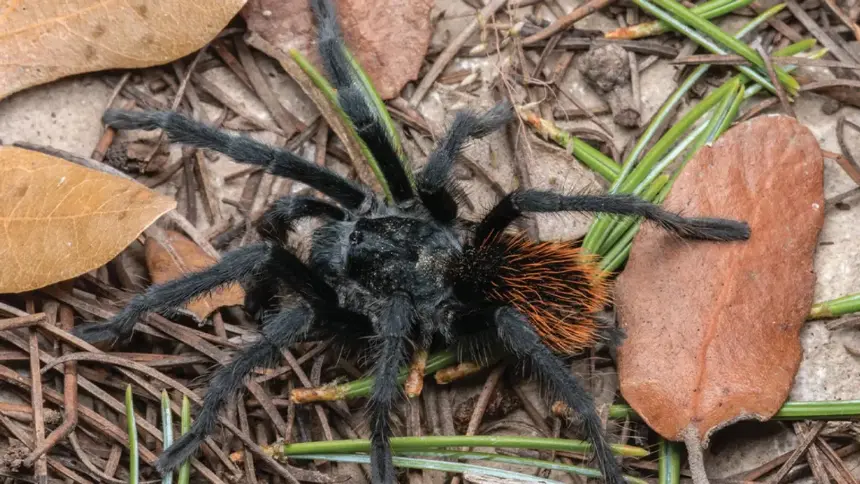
left=72, top=0, right=750, bottom=482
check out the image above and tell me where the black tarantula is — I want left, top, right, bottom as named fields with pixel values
left=73, top=0, right=750, bottom=481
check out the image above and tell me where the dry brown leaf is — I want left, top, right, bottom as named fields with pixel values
left=0, top=0, right=246, bottom=101
left=0, top=146, right=175, bottom=293
left=242, top=0, right=434, bottom=100
left=145, top=230, right=244, bottom=321
left=616, top=115, right=825, bottom=445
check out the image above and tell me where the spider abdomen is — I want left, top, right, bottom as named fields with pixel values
left=454, top=233, right=611, bottom=354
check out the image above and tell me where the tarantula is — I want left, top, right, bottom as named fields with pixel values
left=73, top=0, right=750, bottom=482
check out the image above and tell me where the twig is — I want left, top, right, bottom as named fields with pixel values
left=282, top=349, right=336, bottom=444
left=23, top=304, right=78, bottom=467
left=821, top=0, right=860, bottom=41
left=756, top=44, right=795, bottom=116
left=450, top=364, right=506, bottom=484
left=523, top=0, right=620, bottom=44
left=191, top=71, right=285, bottom=135
left=143, top=47, right=210, bottom=167
left=212, top=40, right=255, bottom=89
left=410, top=0, right=509, bottom=105
left=235, top=37, right=302, bottom=137
left=672, top=53, right=860, bottom=69
left=769, top=421, right=826, bottom=483
left=785, top=0, right=860, bottom=65
left=836, top=117, right=860, bottom=185
left=27, top=302, right=48, bottom=483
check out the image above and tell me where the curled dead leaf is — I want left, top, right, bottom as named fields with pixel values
left=0, top=0, right=246, bottom=101
left=145, top=230, right=245, bottom=321
left=242, top=0, right=434, bottom=99
left=616, top=115, right=824, bottom=445
left=0, top=146, right=175, bottom=293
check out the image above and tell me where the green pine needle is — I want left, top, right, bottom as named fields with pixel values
left=125, top=385, right=139, bottom=484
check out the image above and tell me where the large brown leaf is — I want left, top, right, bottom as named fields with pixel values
left=145, top=230, right=245, bottom=321
left=616, top=115, right=824, bottom=445
left=0, top=146, right=175, bottom=293
left=243, top=0, right=434, bottom=100
left=0, top=0, right=246, bottom=101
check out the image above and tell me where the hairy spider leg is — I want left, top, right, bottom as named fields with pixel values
left=475, top=189, right=752, bottom=244
left=493, top=306, right=625, bottom=484
left=248, top=196, right=348, bottom=316
left=72, top=243, right=271, bottom=343
left=310, top=0, right=414, bottom=203
left=257, top=196, right=348, bottom=242
left=369, top=293, right=415, bottom=483
left=102, top=110, right=371, bottom=211
left=155, top=305, right=314, bottom=473
left=150, top=243, right=347, bottom=472
left=418, top=103, right=515, bottom=222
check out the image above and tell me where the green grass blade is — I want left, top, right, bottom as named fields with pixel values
left=161, top=391, right=173, bottom=484
left=646, top=0, right=798, bottom=94
left=809, top=292, right=860, bottom=319
left=630, top=0, right=779, bottom=94
left=597, top=173, right=673, bottom=257
left=582, top=6, right=783, bottom=252
left=125, top=385, right=139, bottom=484
left=343, top=49, right=409, bottom=174
left=607, top=0, right=754, bottom=39
left=523, top=111, right=621, bottom=181
left=403, top=451, right=648, bottom=483
left=608, top=400, right=860, bottom=420
left=275, top=435, right=649, bottom=458
left=288, top=49, right=393, bottom=200
left=291, top=450, right=648, bottom=483
left=582, top=80, right=735, bottom=253
left=287, top=454, right=567, bottom=483
left=177, top=396, right=191, bottom=484
left=659, top=439, right=682, bottom=484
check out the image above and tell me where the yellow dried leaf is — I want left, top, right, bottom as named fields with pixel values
left=0, top=146, right=176, bottom=293
left=0, top=0, right=246, bottom=101
left=145, top=230, right=245, bottom=321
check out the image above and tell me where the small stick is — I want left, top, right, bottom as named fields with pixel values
left=821, top=0, right=860, bottom=41
left=27, top=303, right=48, bottom=483
left=142, top=47, right=210, bottom=167
left=282, top=349, right=335, bottom=444
left=410, top=0, right=508, bottom=105
left=212, top=39, right=255, bottom=89
left=191, top=71, right=285, bottom=135
left=769, top=420, right=826, bottom=483
left=785, top=0, right=860, bottom=65
left=672, top=53, right=860, bottom=69
left=836, top=117, right=860, bottom=185
left=23, top=305, right=79, bottom=468
left=751, top=1, right=805, bottom=42
left=523, top=0, right=620, bottom=45
left=235, top=37, right=302, bottom=137
left=756, top=44, right=795, bottom=117
left=450, top=364, right=506, bottom=484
